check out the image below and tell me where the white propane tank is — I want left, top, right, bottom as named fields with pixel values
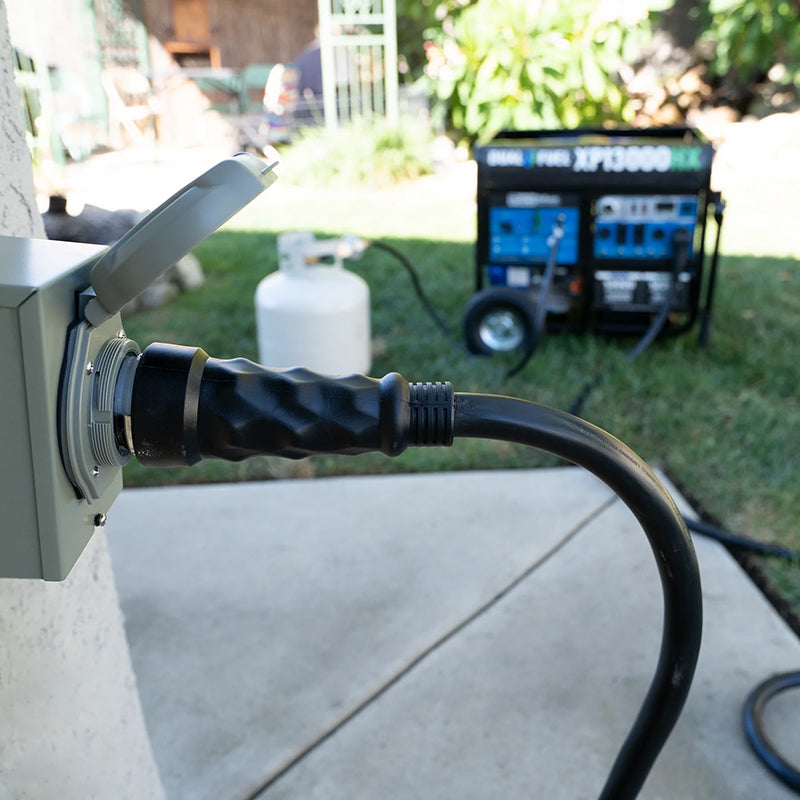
left=255, top=232, right=371, bottom=375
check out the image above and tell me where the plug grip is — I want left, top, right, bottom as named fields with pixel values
left=129, top=343, right=453, bottom=466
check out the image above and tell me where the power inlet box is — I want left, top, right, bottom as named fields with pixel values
left=471, top=127, right=716, bottom=341
left=0, top=153, right=277, bottom=579
left=1, top=236, right=112, bottom=580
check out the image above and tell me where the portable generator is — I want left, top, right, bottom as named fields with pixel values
left=464, top=127, right=723, bottom=356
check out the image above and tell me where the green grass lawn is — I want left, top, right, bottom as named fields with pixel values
left=120, top=157, right=800, bottom=619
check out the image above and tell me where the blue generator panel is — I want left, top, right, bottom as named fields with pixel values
left=488, top=205, right=579, bottom=287
left=593, top=194, right=698, bottom=260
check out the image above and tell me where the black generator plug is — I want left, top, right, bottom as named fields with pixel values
left=116, top=341, right=702, bottom=800
left=123, top=343, right=453, bottom=466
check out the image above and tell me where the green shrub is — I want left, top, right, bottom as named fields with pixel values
left=423, top=0, right=672, bottom=142
left=701, top=0, right=800, bottom=87
left=276, top=115, right=437, bottom=187
left=395, top=0, right=442, bottom=80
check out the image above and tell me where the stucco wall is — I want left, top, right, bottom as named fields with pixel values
left=0, top=3, right=166, bottom=797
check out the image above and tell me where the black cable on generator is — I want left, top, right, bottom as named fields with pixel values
left=569, top=229, right=690, bottom=417
left=124, top=346, right=704, bottom=800
left=626, top=228, right=690, bottom=363
left=699, top=194, right=726, bottom=348
left=506, top=215, right=565, bottom=379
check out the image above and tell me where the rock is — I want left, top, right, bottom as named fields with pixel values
left=42, top=196, right=205, bottom=312
left=170, top=253, right=205, bottom=291
left=124, top=279, right=179, bottom=314
left=650, top=102, right=685, bottom=126
left=43, top=196, right=145, bottom=245
left=686, top=106, right=740, bottom=143
left=678, top=66, right=711, bottom=97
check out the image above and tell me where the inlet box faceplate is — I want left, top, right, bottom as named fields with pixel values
left=0, top=236, right=120, bottom=580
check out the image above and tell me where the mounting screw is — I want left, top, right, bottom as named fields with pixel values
left=92, top=465, right=100, bottom=477
left=94, top=513, right=107, bottom=527
left=117, top=330, right=126, bottom=339
left=86, top=362, right=95, bottom=375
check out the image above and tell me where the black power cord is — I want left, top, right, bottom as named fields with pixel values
left=451, top=392, right=702, bottom=800
left=743, top=671, right=800, bottom=792
left=363, top=238, right=800, bottom=560
left=681, top=515, right=800, bottom=794
left=360, top=218, right=800, bottom=794
left=625, top=228, right=690, bottom=363
left=569, top=228, right=691, bottom=417
left=367, top=238, right=467, bottom=352
left=699, top=193, right=726, bottom=348
left=681, top=516, right=800, bottom=792
left=361, top=238, right=800, bottom=567
left=122, top=343, right=702, bottom=800
left=684, top=516, right=800, bottom=562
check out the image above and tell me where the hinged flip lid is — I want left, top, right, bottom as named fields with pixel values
left=84, top=151, right=278, bottom=326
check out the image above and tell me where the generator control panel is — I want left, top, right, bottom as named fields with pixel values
left=473, top=127, right=716, bottom=337
left=487, top=194, right=579, bottom=291
left=593, top=194, right=698, bottom=260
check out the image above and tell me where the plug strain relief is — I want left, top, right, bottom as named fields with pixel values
left=408, top=381, right=454, bottom=447
left=130, top=343, right=209, bottom=466
left=377, top=371, right=411, bottom=456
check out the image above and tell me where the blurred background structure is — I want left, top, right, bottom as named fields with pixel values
left=5, top=0, right=406, bottom=172
left=6, top=0, right=799, bottom=186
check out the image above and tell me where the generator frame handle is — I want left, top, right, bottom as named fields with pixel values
left=699, top=191, right=726, bottom=347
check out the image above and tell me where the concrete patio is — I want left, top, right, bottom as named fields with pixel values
left=107, top=467, right=800, bottom=800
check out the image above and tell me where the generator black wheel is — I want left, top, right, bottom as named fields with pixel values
left=463, top=287, right=538, bottom=356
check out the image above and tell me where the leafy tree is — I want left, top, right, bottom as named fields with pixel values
left=420, top=0, right=672, bottom=142
left=700, top=0, right=800, bottom=87
left=395, top=0, right=440, bottom=80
